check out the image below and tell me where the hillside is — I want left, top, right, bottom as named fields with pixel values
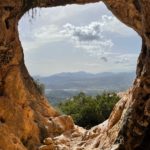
left=35, top=72, right=135, bottom=105
left=38, top=71, right=135, bottom=91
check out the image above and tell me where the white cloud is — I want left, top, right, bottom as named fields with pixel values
left=59, top=15, right=138, bottom=59
left=19, top=7, right=140, bottom=75
left=61, top=15, right=136, bottom=40
left=75, top=40, right=113, bottom=57
left=62, top=22, right=102, bottom=41
left=60, top=17, right=115, bottom=57
left=33, top=25, right=62, bottom=42
left=99, top=15, right=136, bottom=36
left=113, top=53, right=138, bottom=65
left=20, top=14, right=137, bottom=55
left=20, top=24, right=64, bottom=51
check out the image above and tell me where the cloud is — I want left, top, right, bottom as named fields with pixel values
left=61, top=18, right=115, bottom=58
left=61, top=15, right=136, bottom=41
left=114, top=53, right=138, bottom=65
left=62, top=22, right=102, bottom=42
left=101, top=56, right=108, bottom=62
left=20, top=14, right=139, bottom=73
left=33, top=25, right=62, bottom=42
left=20, top=24, right=64, bottom=51
left=18, top=3, right=140, bottom=76
left=20, top=14, right=137, bottom=56
left=99, top=15, right=136, bottom=36
left=60, top=15, right=138, bottom=58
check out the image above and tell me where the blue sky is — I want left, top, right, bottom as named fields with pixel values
left=19, top=2, right=141, bottom=76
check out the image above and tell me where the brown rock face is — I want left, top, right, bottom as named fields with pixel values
left=0, top=0, right=150, bottom=150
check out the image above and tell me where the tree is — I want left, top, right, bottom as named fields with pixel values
left=34, top=79, right=45, bottom=95
left=58, top=92, right=120, bottom=128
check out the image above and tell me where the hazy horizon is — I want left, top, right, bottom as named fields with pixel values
left=34, top=70, right=136, bottom=77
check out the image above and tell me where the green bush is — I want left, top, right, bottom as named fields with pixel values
left=58, top=92, right=120, bottom=128
left=34, top=79, right=45, bottom=95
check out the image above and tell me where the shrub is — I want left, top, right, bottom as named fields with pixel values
left=58, top=92, right=120, bottom=128
left=34, top=79, right=45, bottom=95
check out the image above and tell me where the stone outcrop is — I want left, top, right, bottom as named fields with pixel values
left=0, top=0, right=150, bottom=150
left=38, top=91, right=131, bottom=150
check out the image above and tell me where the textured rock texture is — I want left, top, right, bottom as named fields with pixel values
left=0, top=0, right=150, bottom=150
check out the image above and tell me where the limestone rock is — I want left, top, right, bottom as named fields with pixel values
left=0, top=0, right=150, bottom=150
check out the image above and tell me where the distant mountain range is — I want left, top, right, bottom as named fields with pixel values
left=36, top=71, right=136, bottom=92
left=34, top=71, right=136, bottom=105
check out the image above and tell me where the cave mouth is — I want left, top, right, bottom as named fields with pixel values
left=19, top=2, right=141, bottom=127
left=0, top=1, right=148, bottom=149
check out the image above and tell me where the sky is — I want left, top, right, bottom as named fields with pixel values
left=19, top=2, right=141, bottom=76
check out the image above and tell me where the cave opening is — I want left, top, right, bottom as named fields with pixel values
left=19, top=2, right=141, bottom=128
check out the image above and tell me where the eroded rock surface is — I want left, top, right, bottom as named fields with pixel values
left=0, top=0, right=150, bottom=150
left=38, top=91, right=131, bottom=150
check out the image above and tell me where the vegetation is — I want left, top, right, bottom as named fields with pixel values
left=34, top=79, right=45, bottom=95
left=58, top=92, right=120, bottom=128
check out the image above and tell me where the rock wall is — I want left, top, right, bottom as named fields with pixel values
left=0, top=0, right=150, bottom=150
